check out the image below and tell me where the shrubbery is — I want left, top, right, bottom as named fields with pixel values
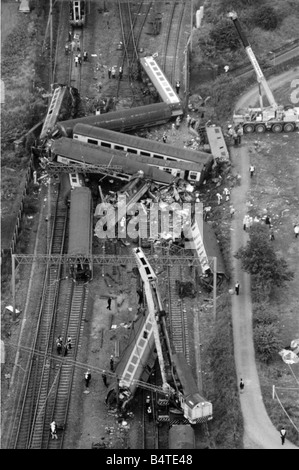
left=254, top=6, right=280, bottom=30
left=209, top=19, right=241, bottom=51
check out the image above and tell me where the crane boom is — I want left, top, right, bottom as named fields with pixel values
left=228, top=11, right=278, bottom=110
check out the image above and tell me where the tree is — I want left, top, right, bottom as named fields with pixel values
left=253, top=323, right=282, bottom=364
left=254, top=6, right=279, bottom=30
left=235, top=224, right=294, bottom=288
left=210, top=19, right=241, bottom=51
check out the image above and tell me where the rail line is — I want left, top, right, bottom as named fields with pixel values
left=167, top=265, right=190, bottom=362
left=8, top=194, right=68, bottom=448
left=161, top=0, right=186, bottom=85
left=114, top=0, right=152, bottom=107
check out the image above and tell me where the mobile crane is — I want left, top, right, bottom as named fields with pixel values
left=228, top=11, right=299, bottom=134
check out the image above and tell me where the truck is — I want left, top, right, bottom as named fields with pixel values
left=228, top=11, right=299, bottom=134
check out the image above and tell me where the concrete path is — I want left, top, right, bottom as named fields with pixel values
left=230, top=142, right=298, bottom=449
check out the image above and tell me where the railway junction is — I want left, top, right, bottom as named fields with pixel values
left=1, top=0, right=299, bottom=451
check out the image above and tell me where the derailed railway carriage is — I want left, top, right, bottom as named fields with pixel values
left=55, top=103, right=183, bottom=138
left=68, top=186, right=93, bottom=281
left=70, top=1, right=85, bottom=27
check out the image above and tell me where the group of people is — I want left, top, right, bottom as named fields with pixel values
left=227, top=124, right=243, bottom=146
left=56, top=335, right=72, bottom=356
left=108, top=66, right=122, bottom=80
left=74, top=51, right=88, bottom=67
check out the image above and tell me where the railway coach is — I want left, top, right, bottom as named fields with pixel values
left=68, top=186, right=93, bottom=281
left=70, top=1, right=85, bottom=27
left=54, top=103, right=183, bottom=138
left=105, top=311, right=158, bottom=411
left=73, top=123, right=213, bottom=185
left=139, top=56, right=182, bottom=115
left=50, top=138, right=175, bottom=186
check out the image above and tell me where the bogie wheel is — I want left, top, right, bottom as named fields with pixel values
left=283, top=122, right=295, bottom=132
left=271, top=123, right=283, bottom=133
left=243, top=124, right=255, bottom=134
left=255, top=124, right=266, bottom=133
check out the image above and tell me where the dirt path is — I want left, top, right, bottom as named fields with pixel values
left=230, top=68, right=299, bottom=449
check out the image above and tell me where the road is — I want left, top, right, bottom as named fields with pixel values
left=230, top=68, right=299, bottom=449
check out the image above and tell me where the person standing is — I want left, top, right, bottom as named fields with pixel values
left=175, top=116, right=181, bottom=129
left=107, top=297, right=112, bottom=310
left=83, top=51, right=88, bottom=62
left=280, top=427, right=286, bottom=445
left=269, top=229, right=275, bottom=241
left=249, top=164, right=255, bottom=178
left=186, top=114, right=191, bottom=127
left=265, top=215, right=271, bottom=228
left=74, top=55, right=79, bottom=67
left=111, top=66, right=116, bottom=79
left=294, top=224, right=299, bottom=238
left=216, top=193, right=222, bottom=205
left=108, top=67, right=111, bottom=79
left=237, top=125, right=243, bottom=145
left=162, top=132, right=167, bottom=143
left=243, top=215, right=248, bottom=231
left=78, top=52, right=82, bottom=65
left=119, top=66, right=123, bottom=80
left=235, top=281, right=240, bottom=295
left=50, top=421, right=58, bottom=440
left=56, top=341, right=62, bottom=355
left=84, top=369, right=91, bottom=388
left=110, top=355, right=114, bottom=372
left=67, top=336, right=72, bottom=350
left=239, top=378, right=244, bottom=393
left=175, top=80, right=180, bottom=94
left=171, top=123, right=176, bottom=135
left=230, top=206, right=235, bottom=218
left=102, top=371, right=108, bottom=387
left=233, top=129, right=238, bottom=146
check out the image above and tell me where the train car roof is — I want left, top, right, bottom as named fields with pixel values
left=73, top=123, right=212, bottom=166
left=51, top=138, right=175, bottom=185
left=140, top=56, right=181, bottom=106
left=172, top=353, right=210, bottom=408
left=68, top=187, right=92, bottom=257
left=56, top=102, right=171, bottom=134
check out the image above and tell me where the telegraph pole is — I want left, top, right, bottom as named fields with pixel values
left=213, top=257, right=217, bottom=321
left=50, top=0, right=53, bottom=88
left=190, top=0, right=193, bottom=53
left=12, top=254, right=16, bottom=321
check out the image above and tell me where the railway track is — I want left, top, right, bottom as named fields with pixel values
left=8, top=195, right=68, bottom=448
left=161, top=0, right=187, bottom=85
left=113, top=0, right=152, bottom=107
left=167, top=264, right=190, bottom=362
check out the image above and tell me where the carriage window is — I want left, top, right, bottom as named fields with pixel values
left=101, top=142, right=111, bottom=148
left=87, top=138, right=98, bottom=145
left=115, top=145, right=124, bottom=151
left=153, top=154, right=164, bottom=160
left=140, top=151, right=150, bottom=157
left=127, top=148, right=138, bottom=154
left=163, top=168, right=172, bottom=173
left=189, top=172, right=198, bottom=180
left=166, top=157, right=176, bottom=161
left=74, top=135, right=78, bottom=139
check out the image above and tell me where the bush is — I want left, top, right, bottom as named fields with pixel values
left=252, top=302, right=278, bottom=325
left=210, top=19, right=241, bottom=51
left=235, top=224, right=294, bottom=289
left=254, top=323, right=282, bottom=364
left=254, top=6, right=280, bottom=30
